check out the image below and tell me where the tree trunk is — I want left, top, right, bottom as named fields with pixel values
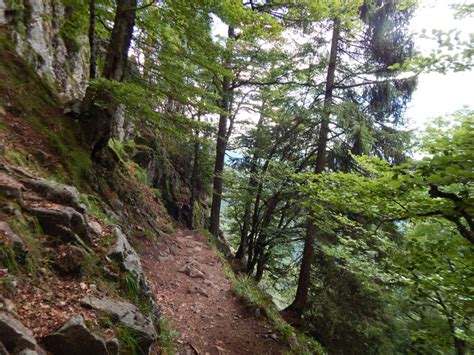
left=235, top=107, right=265, bottom=264
left=81, top=0, right=137, bottom=159
left=255, top=251, right=267, bottom=282
left=88, top=0, right=96, bottom=79
left=247, top=192, right=280, bottom=275
left=190, top=117, right=201, bottom=229
left=209, top=26, right=235, bottom=237
left=285, top=18, right=340, bottom=317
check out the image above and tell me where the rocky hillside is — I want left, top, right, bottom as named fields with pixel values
left=0, top=3, right=209, bottom=353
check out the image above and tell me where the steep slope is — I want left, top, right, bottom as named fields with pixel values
left=0, top=29, right=164, bottom=354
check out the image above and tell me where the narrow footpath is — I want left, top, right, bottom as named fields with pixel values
left=139, top=229, right=289, bottom=355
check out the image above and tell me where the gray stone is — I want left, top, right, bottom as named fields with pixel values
left=179, top=262, right=205, bottom=279
left=88, top=221, right=102, bottom=236
left=107, top=227, right=143, bottom=278
left=26, top=205, right=91, bottom=245
left=187, top=285, right=208, bottom=297
left=18, top=350, right=42, bottom=355
left=113, top=104, right=126, bottom=142
left=106, top=228, right=161, bottom=330
left=0, top=173, right=23, bottom=203
left=0, top=311, right=44, bottom=354
left=6, top=0, right=89, bottom=102
left=0, top=0, right=7, bottom=26
left=80, top=296, right=157, bottom=352
left=0, top=222, right=24, bottom=247
left=44, top=315, right=108, bottom=355
left=63, top=99, right=82, bottom=118
left=0, top=298, right=17, bottom=317
left=21, top=178, right=86, bottom=214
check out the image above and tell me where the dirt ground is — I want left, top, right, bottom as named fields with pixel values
left=140, top=229, right=289, bottom=355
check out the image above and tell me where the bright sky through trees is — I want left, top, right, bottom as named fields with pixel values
left=212, top=1, right=473, bottom=131
left=407, top=0, right=474, bottom=129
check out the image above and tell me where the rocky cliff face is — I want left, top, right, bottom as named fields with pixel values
left=0, top=0, right=89, bottom=102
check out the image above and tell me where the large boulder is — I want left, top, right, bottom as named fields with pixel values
left=25, top=205, right=91, bottom=245
left=43, top=315, right=108, bottom=355
left=80, top=296, right=157, bottom=352
left=106, top=227, right=161, bottom=328
left=0, top=311, right=45, bottom=354
left=21, top=179, right=86, bottom=214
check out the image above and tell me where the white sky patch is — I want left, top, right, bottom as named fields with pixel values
left=406, top=0, right=474, bottom=129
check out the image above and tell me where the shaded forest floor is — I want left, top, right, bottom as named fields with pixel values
left=140, top=229, right=289, bottom=355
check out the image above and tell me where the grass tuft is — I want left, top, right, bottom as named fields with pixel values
left=0, top=244, right=19, bottom=273
left=117, top=325, right=143, bottom=355
left=200, top=231, right=326, bottom=355
left=158, top=317, right=180, bottom=354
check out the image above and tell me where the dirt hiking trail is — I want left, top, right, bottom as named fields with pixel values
left=140, top=229, right=289, bottom=355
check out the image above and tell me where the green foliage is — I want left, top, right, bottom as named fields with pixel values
left=80, top=193, right=113, bottom=222
left=0, top=244, right=19, bottom=273
left=123, top=271, right=140, bottom=305
left=4, top=148, right=41, bottom=174
left=392, top=221, right=474, bottom=353
left=158, top=317, right=179, bottom=354
left=4, top=0, right=25, bottom=33
left=60, top=0, right=88, bottom=52
left=117, top=325, right=143, bottom=355
left=120, top=271, right=153, bottom=316
left=297, top=111, right=473, bottom=354
left=47, top=130, right=92, bottom=188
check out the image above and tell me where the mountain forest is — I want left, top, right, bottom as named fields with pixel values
left=0, top=0, right=472, bottom=354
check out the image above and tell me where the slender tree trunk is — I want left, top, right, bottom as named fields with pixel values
left=285, top=19, right=340, bottom=317
left=88, top=0, right=97, bottom=79
left=81, top=0, right=137, bottom=159
left=438, top=293, right=467, bottom=355
left=209, top=26, right=235, bottom=237
left=255, top=251, right=267, bottom=282
left=235, top=107, right=265, bottom=264
left=247, top=193, right=280, bottom=274
left=190, top=117, right=201, bottom=229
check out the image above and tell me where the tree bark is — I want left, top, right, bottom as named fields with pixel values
left=81, top=0, right=137, bottom=159
left=235, top=107, right=265, bottom=264
left=190, top=117, right=201, bottom=229
left=88, top=0, right=97, bottom=79
left=255, top=251, right=267, bottom=282
left=285, top=18, right=340, bottom=317
left=209, top=26, right=235, bottom=237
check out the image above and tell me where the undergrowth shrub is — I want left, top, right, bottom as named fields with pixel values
left=158, top=317, right=179, bottom=354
